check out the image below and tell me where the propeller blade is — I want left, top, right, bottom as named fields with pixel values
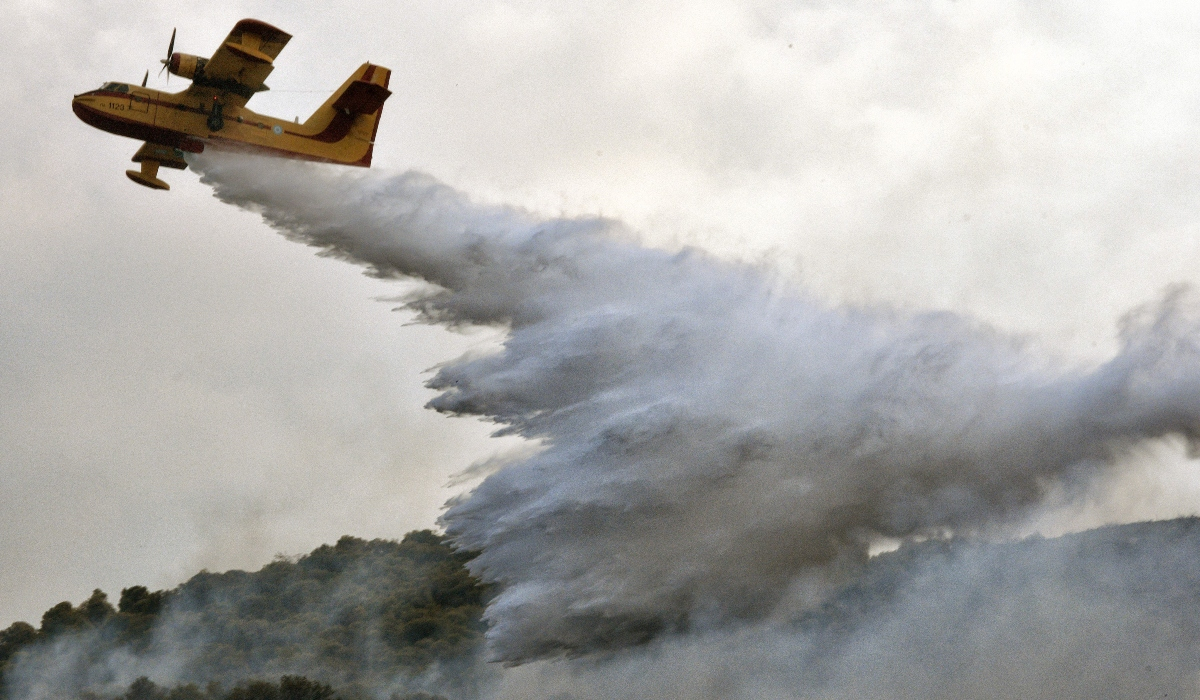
left=159, top=28, right=176, bottom=86
left=141, top=69, right=148, bottom=87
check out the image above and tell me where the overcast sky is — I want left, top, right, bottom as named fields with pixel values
left=6, top=0, right=1200, bottom=627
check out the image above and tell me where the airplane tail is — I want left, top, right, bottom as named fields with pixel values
left=301, top=63, right=392, bottom=166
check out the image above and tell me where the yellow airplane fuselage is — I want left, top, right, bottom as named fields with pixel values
left=72, top=63, right=390, bottom=169
left=75, top=19, right=391, bottom=190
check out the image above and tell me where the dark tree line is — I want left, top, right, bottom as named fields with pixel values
left=85, top=675, right=340, bottom=700
left=0, top=532, right=484, bottom=700
left=80, top=674, right=444, bottom=700
left=1, top=585, right=169, bottom=692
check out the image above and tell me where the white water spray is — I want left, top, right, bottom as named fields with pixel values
left=197, top=155, right=1200, bottom=665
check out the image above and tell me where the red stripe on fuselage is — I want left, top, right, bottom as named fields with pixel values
left=281, top=64, right=386, bottom=145
left=201, top=134, right=370, bottom=167
left=284, top=113, right=355, bottom=142
left=72, top=101, right=204, bottom=152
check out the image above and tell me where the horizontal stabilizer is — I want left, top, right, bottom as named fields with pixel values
left=332, top=80, right=391, bottom=115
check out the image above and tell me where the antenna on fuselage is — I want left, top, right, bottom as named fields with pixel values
left=141, top=70, right=148, bottom=87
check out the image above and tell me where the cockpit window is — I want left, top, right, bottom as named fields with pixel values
left=100, top=83, right=128, bottom=92
left=101, top=82, right=118, bottom=90
left=115, top=84, right=129, bottom=93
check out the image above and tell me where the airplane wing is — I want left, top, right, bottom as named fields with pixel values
left=186, top=19, right=291, bottom=108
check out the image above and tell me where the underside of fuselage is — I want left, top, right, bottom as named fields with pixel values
left=72, top=92, right=205, bottom=153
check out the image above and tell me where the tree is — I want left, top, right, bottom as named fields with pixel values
left=279, top=676, right=337, bottom=700
left=225, top=680, right=280, bottom=700
left=39, top=601, right=85, bottom=635
left=0, top=622, right=37, bottom=665
left=126, top=677, right=166, bottom=700
left=80, top=589, right=116, bottom=625
left=120, top=586, right=167, bottom=616
left=0, top=621, right=39, bottom=691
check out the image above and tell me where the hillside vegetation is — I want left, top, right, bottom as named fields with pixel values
left=0, top=531, right=486, bottom=700
left=7, top=519, right=1200, bottom=700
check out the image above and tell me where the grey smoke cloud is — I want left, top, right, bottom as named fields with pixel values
left=487, top=520, right=1200, bottom=700
left=196, top=155, right=1200, bottom=664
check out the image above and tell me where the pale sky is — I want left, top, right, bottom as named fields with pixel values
left=5, top=0, right=1200, bottom=627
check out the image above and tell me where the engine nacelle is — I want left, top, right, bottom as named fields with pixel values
left=168, top=53, right=209, bottom=80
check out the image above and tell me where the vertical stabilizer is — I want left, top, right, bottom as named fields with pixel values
left=300, top=63, right=392, bottom=166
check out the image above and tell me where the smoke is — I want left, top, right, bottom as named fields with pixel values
left=192, top=154, right=1200, bottom=669
left=485, top=519, right=1200, bottom=700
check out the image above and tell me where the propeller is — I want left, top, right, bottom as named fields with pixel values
left=158, top=28, right=176, bottom=83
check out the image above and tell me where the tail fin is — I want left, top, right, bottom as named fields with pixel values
left=302, top=63, right=392, bottom=166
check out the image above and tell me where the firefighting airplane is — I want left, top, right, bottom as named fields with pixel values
left=72, top=19, right=392, bottom=190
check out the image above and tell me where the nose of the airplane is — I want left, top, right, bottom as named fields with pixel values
left=71, top=93, right=88, bottom=119
left=71, top=92, right=104, bottom=128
